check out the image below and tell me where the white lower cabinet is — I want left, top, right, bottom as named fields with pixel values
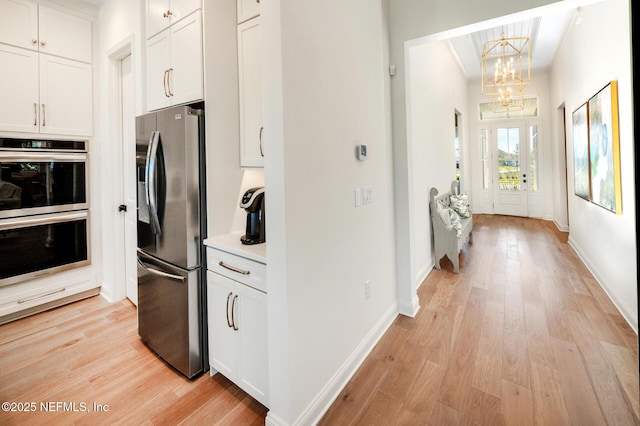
left=206, top=248, right=268, bottom=407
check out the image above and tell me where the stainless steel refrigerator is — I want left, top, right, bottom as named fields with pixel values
left=135, top=102, right=207, bottom=378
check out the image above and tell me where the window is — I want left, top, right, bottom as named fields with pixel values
left=479, top=97, right=539, bottom=121
left=481, top=129, right=490, bottom=189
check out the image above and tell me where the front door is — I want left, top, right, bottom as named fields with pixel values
left=493, top=123, right=528, bottom=216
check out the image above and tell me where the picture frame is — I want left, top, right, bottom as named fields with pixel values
left=572, top=102, right=590, bottom=201
left=588, top=81, right=622, bottom=214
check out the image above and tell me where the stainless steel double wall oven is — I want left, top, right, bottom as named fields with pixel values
left=0, top=138, right=90, bottom=286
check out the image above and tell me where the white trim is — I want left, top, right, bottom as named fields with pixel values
left=552, top=217, right=569, bottom=232
left=265, top=413, right=289, bottom=426
left=568, top=236, right=638, bottom=332
left=104, top=35, right=134, bottom=302
left=290, top=302, right=398, bottom=426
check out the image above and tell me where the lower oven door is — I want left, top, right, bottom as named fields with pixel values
left=0, top=210, right=90, bottom=287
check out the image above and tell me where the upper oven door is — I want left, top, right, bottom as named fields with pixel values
left=0, top=150, right=88, bottom=218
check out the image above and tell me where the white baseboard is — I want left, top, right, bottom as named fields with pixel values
left=289, top=302, right=398, bottom=426
left=568, top=236, right=638, bottom=332
left=552, top=218, right=569, bottom=232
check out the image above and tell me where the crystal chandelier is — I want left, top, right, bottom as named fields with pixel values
left=481, top=28, right=530, bottom=112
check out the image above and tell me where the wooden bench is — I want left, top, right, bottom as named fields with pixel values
left=429, top=181, right=473, bottom=273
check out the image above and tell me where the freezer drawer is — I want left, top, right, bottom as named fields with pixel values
left=137, top=250, right=204, bottom=378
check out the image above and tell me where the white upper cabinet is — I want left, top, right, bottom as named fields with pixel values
left=146, top=10, right=203, bottom=111
left=0, top=0, right=38, bottom=51
left=0, top=44, right=39, bottom=133
left=39, top=55, right=92, bottom=136
left=238, top=17, right=263, bottom=168
left=146, top=0, right=201, bottom=39
left=0, top=1, right=92, bottom=63
left=0, top=0, right=93, bottom=136
left=237, top=0, right=259, bottom=24
left=38, top=5, right=92, bottom=63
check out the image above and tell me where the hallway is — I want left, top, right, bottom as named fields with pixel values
left=320, top=214, right=639, bottom=425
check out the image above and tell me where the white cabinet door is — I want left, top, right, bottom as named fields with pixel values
left=207, top=271, right=238, bottom=380
left=146, top=29, right=172, bottom=111
left=238, top=17, right=263, bottom=168
left=146, top=0, right=171, bottom=39
left=235, top=281, right=268, bottom=406
left=169, top=11, right=203, bottom=107
left=39, top=55, right=92, bottom=136
left=237, top=0, right=259, bottom=24
left=0, top=44, right=39, bottom=133
left=172, top=0, right=201, bottom=24
left=146, top=0, right=201, bottom=39
left=38, top=5, right=92, bottom=63
left=0, top=0, right=38, bottom=51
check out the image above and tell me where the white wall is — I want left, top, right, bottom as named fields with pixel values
left=549, top=0, right=637, bottom=330
left=202, top=0, right=265, bottom=238
left=407, top=40, right=468, bottom=286
left=261, top=0, right=397, bottom=423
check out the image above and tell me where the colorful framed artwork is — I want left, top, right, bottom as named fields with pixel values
left=588, top=80, right=622, bottom=214
left=572, top=102, right=590, bottom=201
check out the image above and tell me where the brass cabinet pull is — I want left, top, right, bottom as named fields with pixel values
left=41, top=104, right=46, bottom=126
left=163, top=10, right=173, bottom=18
left=31, top=39, right=37, bottom=44
left=40, top=40, right=46, bottom=46
left=167, top=68, right=174, bottom=96
left=259, top=126, right=264, bottom=157
left=33, top=103, right=37, bottom=126
left=163, top=69, right=170, bottom=97
left=218, top=261, right=250, bottom=275
left=226, top=292, right=233, bottom=327
left=231, top=294, right=239, bottom=331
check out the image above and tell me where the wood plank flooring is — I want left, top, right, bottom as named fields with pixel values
left=0, top=215, right=637, bottom=425
left=0, top=296, right=268, bottom=425
left=320, top=214, right=639, bottom=425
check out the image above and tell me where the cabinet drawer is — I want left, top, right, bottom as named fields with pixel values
left=207, top=248, right=266, bottom=293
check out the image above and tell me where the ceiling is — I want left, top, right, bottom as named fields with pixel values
left=448, top=8, right=575, bottom=82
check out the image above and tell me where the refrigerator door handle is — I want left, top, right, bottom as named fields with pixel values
left=145, top=131, right=162, bottom=235
left=137, top=257, right=186, bottom=282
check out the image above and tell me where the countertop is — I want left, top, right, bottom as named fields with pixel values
left=203, top=233, right=267, bottom=264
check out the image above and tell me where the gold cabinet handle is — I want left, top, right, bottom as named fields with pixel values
left=33, top=103, right=37, bottom=126
left=163, top=69, right=170, bottom=97
left=31, top=39, right=37, bottom=44
left=41, top=104, right=46, bottom=126
left=167, top=68, right=174, bottom=96
left=40, top=41, right=46, bottom=46
left=163, top=10, right=173, bottom=18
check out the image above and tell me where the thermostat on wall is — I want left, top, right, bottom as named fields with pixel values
left=356, top=144, right=367, bottom=160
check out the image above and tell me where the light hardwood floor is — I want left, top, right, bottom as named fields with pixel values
left=320, top=214, right=639, bottom=425
left=0, top=215, right=637, bottom=425
left=0, top=296, right=267, bottom=425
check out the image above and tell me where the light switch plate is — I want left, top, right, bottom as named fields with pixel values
left=354, top=188, right=362, bottom=207
left=362, top=187, right=373, bottom=204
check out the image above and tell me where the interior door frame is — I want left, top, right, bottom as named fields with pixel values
left=105, top=36, right=134, bottom=302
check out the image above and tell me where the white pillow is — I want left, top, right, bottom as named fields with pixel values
left=439, top=207, right=452, bottom=228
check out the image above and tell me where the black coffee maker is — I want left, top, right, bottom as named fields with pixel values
left=240, top=186, right=265, bottom=245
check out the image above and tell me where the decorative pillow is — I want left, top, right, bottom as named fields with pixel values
left=438, top=207, right=452, bottom=228
left=448, top=208, right=463, bottom=237
left=450, top=192, right=471, bottom=218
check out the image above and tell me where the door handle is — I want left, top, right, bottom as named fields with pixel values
left=231, top=294, right=239, bottom=331
left=167, top=68, right=174, bottom=97
left=137, top=258, right=185, bottom=282
left=145, top=131, right=162, bottom=235
left=163, top=70, right=170, bottom=98
left=226, top=292, right=233, bottom=328
left=118, top=204, right=127, bottom=212
left=259, top=126, right=264, bottom=157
